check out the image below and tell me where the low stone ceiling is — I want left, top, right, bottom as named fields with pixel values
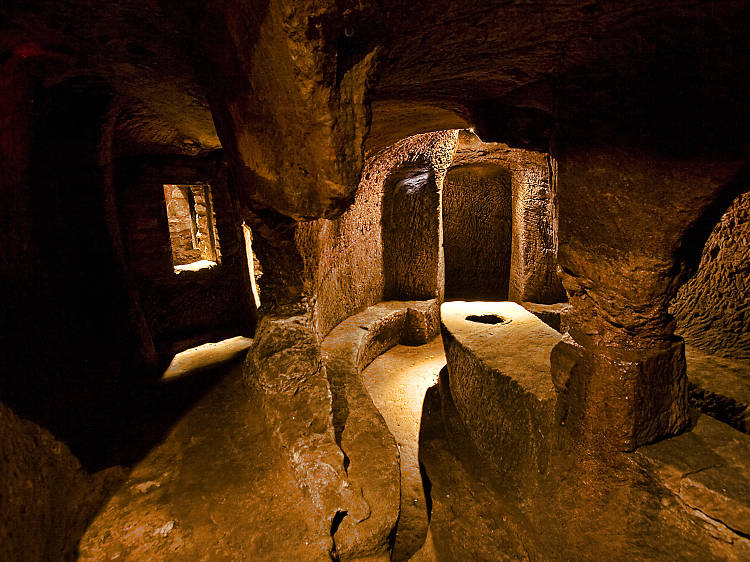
left=3, top=0, right=750, bottom=215
left=2, top=0, right=220, bottom=156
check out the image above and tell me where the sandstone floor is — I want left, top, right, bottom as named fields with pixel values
left=361, top=337, right=446, bottom=561
left=79, top=358, right=329, bottom=561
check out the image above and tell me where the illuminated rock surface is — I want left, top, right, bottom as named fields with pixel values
left=1, top=1, right=750, bottom=559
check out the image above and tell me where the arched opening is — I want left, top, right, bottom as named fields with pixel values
left=382, top=162, right=442, bottom=300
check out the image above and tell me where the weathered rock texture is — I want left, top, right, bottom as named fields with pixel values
left=244, top=300, right=441, bottom=560
left=245, top=312, right=352, bottom=558
left=240, top=131, right=459, bottom=556
left=360, top=337, right=445, bottom=561
left=4, top=0, right=750, bottom=557
left=671, top=190, right=750, bottom=361
left=239, top=131, right=459, bottom=559
left=684, top=346, right=750, bottom=434
left=437, top=298, right=750, bottom=556
left=640, top=414, right=750, bottom=542
left=321, top=300, right=439, bottom=559
left=197, top=0, right=379, bottom=219
left=522, top=301, right=573, bottom=333
left=313, top=131, right=457, bottom=337
left=553, top=147, right=749, bottom=450
left=418, top=383, right=750, bottom=561
left=79, top=362, right=333, bottom=561
left=0, top=402, right=122, bottom=562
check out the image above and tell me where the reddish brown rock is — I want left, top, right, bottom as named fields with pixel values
left=0, top=403, right=123, bottom=562
left=554, top=146, right=748, bottom=450
left=671, top=190, right=750, bottom=361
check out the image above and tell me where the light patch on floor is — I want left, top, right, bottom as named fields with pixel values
left=162, top=336, right=252, bottom=381
left=173, top=259, right=217, bottom=273
left=360, top=336, right=446, bottom=561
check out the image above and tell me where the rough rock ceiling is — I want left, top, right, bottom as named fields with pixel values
left=2, top=0, right=220, bottom=155
left=4, top=0, right=750, bottom=213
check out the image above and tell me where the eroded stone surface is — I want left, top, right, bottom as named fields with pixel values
left=551, top=146, right=750, bottom=449
left=443, top=165, right=513, bottom=300
left=552, top=333, right=690, bottom=451
left=419, top=383, right=750, bottom=560
left=245, top=313, right=359, bottom=556
left=361, top=337, right=445, bottom=561
left=4, top=2, right=750, bottom=559
left=640, top=414, right=750, bottom=539
left=522, top=301, right=572, bottom=333
left=672, top=190, right=750, bottom=362
left=0, top=402, right=123, bottom=562
left=321, top=299, right=439, bottom=559
left=685, top=346, right=750, bottom=433
left=79, top=361, right=329, bottom=561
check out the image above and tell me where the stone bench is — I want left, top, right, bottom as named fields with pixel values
left=321, top=299, right=439, bottom=560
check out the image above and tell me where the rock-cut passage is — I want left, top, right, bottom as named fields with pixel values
left=360, top=337, right=446, bottom=562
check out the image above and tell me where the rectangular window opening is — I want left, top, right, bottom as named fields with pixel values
left=163, top=183, right=220, bottom=273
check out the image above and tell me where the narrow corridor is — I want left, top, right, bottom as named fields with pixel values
left=361, top=337, right=445, bottom=561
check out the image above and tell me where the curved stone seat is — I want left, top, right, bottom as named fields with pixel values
left=439, top=301, right=564, bottom=484
left=321, top=299, right=439, bottom=560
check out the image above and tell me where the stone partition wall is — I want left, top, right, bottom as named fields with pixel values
left=509, top=154, right=565, bottom=304
left=117, top=154, right=255, bottom=361
left=443, top=165, right=513, bottom=299
left=671, top=190, right=750, bottom=361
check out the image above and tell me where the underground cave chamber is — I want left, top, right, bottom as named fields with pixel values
left=2, top=1, right=750, bottom=560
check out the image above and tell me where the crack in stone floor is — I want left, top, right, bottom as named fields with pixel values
left=360, top=337, right=446, bottom=562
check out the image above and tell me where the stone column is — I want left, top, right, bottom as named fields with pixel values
left=242, top=212, right=368, bottom=556
left=551, top=145, right=747, bottom=451
left=508, top=154, right=564, bottom=304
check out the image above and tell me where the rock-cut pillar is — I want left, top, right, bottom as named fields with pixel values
left=551, top=145, right=748, bottom=451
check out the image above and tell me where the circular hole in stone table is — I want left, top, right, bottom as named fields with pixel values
left=465, top=313, right=511, bottom=325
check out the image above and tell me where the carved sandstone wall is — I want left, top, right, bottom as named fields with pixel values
left=313, top=131, right=458, bottom=338
left=672, top=190, right=750, bottom=361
